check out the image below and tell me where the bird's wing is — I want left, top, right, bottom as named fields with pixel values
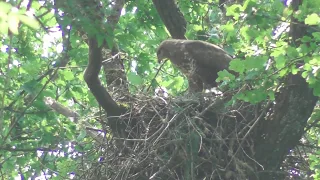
left=183, top=40, right=232, bottom=71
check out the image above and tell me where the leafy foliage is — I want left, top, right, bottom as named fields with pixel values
left=0, top=0, right=320, bottom=179
left=0, top=2, right=39, bottom=34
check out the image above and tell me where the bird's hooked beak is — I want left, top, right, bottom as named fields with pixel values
left=157, top=49, right=167, bottom=63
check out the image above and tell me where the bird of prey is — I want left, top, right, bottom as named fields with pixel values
left=157, top=39, right=232, bottom=92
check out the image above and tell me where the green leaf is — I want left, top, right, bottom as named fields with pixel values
left=0, top=2, right=12, bottom=14
left=0, top=21, right=9, bottom=34
left=61, top=70, right=74, bottom=81
left=286, top=46, right=299, bottom=58
left=222, top=22, right=235, bottom=32
left=240, top=26, right=251, bottom=41
left=237, top=89, right=268, bottom=104
left=301, top=36, right=312, bottom=43
left=167, top=77, right=184, bottom=89
left=65, top=129, right=75, bottom=139
left=11, top=171, right=19, bottom=178
left=17, top=156, right=28, bottom=165
left=305, top=13, right=320, bottom=25
left=245, top=56, right=267, bottom=70
left=229, top=59, right=245, bottom=74
left=312, top=82, right=320, bottom=96
left=217, top=70, right=236, bottom=82
left=95, top=33, right=104, bottom=47
left=8, top=13, right=19, bottom=34
left=312, top=32, right=320, bottom=40
left=226, top=4, right=243, bottom=20
left=23, top=61, right=41, bottom=75
left=268, top=91, right=275, bottom=101
left=224, top=45, right=235, bottom=55
left=128, top=72, right=143, bottom=85
left=21, top=79, right=38, bottom=93
left=2, top=160, right=15, bottom=171
left=279, top=69, right=288, bottom=77
left=291, top=65, right=299, bottom=75
left=18, top=14, right=40, bottom=29
left=105, top=36, right=113, bottom=48
left=57, top=159, right=77, bottom=177
left=244, top=70, right=260, bottom=80
left=77, top=130, right=87, bottom=141
left=44, top=126, right=54, bottom=133
left=302, top=71, right=309, bottom=78
left=309, top=56, right=320, bottom=66
left=299, top=43, right=311, bottom=55
left=275, top=55, right=287, bottom=69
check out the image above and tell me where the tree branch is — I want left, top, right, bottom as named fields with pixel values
left=253, top=0, right=318, bottom=179
left=84, top=38, right=124, bottom=117
left=152, top=0, right=187, bottom=39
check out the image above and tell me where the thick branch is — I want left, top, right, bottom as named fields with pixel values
left=56, top=0, right=128, bottom=92
left=44, top=97, right=105, bottom=143
left=84, top=38, right=127, bottom=138
left=152, top=0, right=187, bottom=39
left=84, top=38, right=124, bottom=117
left=102, top=0, right=128, bottom=91
left=253, top=0, right=318, bottom=179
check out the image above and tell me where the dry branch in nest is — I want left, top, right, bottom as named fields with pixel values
left=80, top=90, right=266, bottom=180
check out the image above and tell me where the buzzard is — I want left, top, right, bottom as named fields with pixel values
left=157, top=39, right=232, bottom=92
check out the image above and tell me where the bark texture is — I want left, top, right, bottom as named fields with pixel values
left=253, top=0, right=318, bottom=179
left=152, top=0, right=187, bottom=39
left=55, top=0, right=128, bottom=136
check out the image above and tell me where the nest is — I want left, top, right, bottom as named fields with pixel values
left=79, top=92, right=264, bottom=180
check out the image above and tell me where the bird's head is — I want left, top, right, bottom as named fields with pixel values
left=156, top=46, right=168, bottom=63
left=157, top=40, right=177, bottom=63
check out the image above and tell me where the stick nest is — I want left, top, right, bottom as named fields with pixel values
left=80, top=92, right=263, bottom=180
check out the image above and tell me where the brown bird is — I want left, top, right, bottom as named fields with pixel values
left=157, top=39, right=232, bottom=92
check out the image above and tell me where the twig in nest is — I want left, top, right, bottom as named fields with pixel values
left=198, top=97, right=225, bottom=117
left=149, top=145, right=179, bottom=179
left=187, top=116, right=203, bottom=154
left=224, top=100, right=272, bottom=171
left=101, top=52, right=122, bottom=64
left=146, top=60, right=168, bottom=92
left=153, top=104, right=192, bottom=146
